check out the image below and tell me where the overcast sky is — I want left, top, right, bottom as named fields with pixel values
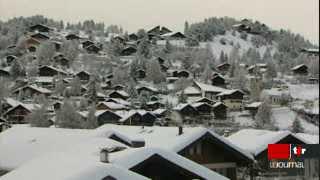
left=0, top=0, right=319, bottom=44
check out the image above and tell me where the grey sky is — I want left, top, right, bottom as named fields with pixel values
left=0, top=0, right=318, bottom=44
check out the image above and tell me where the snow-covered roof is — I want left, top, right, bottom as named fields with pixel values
left=110, top=147, right=228, bottom=180
left=152, top=108, right=167, bottom=115
left=296, top=133, right=319, bottom=144
left=227, top=129, right=311, bottom=156
left=106, top=98, right=130, bottom=106
left=193, top=81, right=227, bottom=93
left=0, top=152, right=149, bottom=180
left=191, top=102, right=212, bottom=108
left=217, top=89, right=244, bottom=96
left=245, top=102, right=262, bottom=108
left=0, top=125, right=230, bottom=180
left=97, top=101, right=127, bottom=110
left=291, top=64, right=307, bottom=71
left=14, top=85, right=52, bottom=94
left=180, top=86, right=201, bottom=95
left=96, top=124, right=254, bottom=160
left=262, top=88, right=288, bottom=97
left=33, top=76, right=54, bottom=83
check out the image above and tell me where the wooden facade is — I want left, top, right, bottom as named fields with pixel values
left=179, top=132, right=253, bottom=180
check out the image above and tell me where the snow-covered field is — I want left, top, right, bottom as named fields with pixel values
left=288, top=84, right=319, bottom=101
left=272, top=107, right=319, bottom=134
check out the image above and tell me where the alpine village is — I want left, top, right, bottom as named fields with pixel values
left=0, top=16, right=319, bottom=180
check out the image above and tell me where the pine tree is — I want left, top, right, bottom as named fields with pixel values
left=82, top=105, right=98, bottom=129
left=56, top=100, right=82, bottom=129
left=36, top=41, right=55, bottom=65
left=10, top=59, right=25, bottom=79
left=70, top=76, right=82, bottom=96
left=255, top=99, right=274, bottom=129
left=291, top=116, right=304, bottom=133
left=184, top=21, right=189, bottom=35
left=87, top=77, right=97, bottom=103
left=178, top=90, right=188, bottom=104
left=137, top=35, right=151, bottom=59
left=146, top=60, right=166, bottom=84
left=27, top=105, right=51, bottom=127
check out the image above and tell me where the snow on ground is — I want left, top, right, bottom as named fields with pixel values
left=272, top=107, right=319, bottom=134
left=157, top=31, right=277, bottom=58
left=230, top=111, right=255, bottom=127
left=288, top=84, right=319, bottom=101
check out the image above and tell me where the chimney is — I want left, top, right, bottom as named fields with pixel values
left=178, top=126, right=183, bottom=135
left=100, top=148, right=109, bottom=163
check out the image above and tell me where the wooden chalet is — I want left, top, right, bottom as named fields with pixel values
left=162, top=32, right=186, bottom=40
left=3, top=104, right=37, bottom=124
left=75, top=70, right=91, bottom=82
left=244, top=102, right=262, bottom=117
left=160, top=26, right=172, bottom=35
left=96, top=102, right=127, bottom=111
left=211, top=74, right=226, bottom=87
left=65, top=34, right=81, bottom=40
left=128, top=33, right=139, bottom=41
left=85, top=44, right=101, bottom=54
left=120, top=111, right=158, bottom=126
left=38, top=65, right=68, bottom=77
left=136, top=86, right=158, bottom=95
left=291, top=64, right=308, bottom=75
left=145, top=101, right=164, bottom=111
left=82, top=40, right=95, bottom=48
left=30, top=32, right=50, bottom=41
left=195, top=97, right=216, bottom=105
left=228, top=129, right=315, bottom=178
left=0, top=68, right=10, bottom=78
left=177, top=70, right=190, bottom=78
left=217, top=90, right=245, bottom=110
left=147, top=25, right=161, bottom=35
left=212, top=102, right=227, bottom=119
left=29, top=24, right=52, bottom=33
left=96, top=110, right=122, bottom=126
left=216, top=63, right=231, bottom=73
left=13, top=85, right=52, bottom=98
left=121, top=46, right=137, bottom=56
left=173, top=104, right=199, bottom=123
left=25, top=37, right=41, bottom=52
left=108, top=90, right=129, bottom=100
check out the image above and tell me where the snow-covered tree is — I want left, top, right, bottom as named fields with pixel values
left=56, top=100, right=82, bottom=129
left=291, top=116, right=304, bottom=133
left=61, top=40, right=79, bottom=62
left=36, top=41, right=55, bottom=65
left=87, top=77, right=98, bottom=103
left=178, top=90, right=188, bottom=104
left=146, top=60, right=166, bottom=84
left=82, top=105, right=98, bottom=129
left=27, top=105, right=51, bottom=128
left=255, top=99, right=275, bottom=129
left=250, top=78, right=263, bottom=101
left=70, top=76, right=82, bottom=96
left=10, top=59, right=25, bottom=79
left=137, top=36, right=151, bottom=59
left=0, top=78, right=9, bottom=115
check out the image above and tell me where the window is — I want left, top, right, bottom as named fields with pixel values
left=196, top=142, right=202, bottom=155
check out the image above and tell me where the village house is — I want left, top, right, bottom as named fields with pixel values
left=30, top=32, right=50, bottom=41
left=85, top=44, right=101, bottom=54
left=128, top=33, right=139, bottom=41
left=136, top=86, right=159, bottom=95
left=261, top=88, right=291, bottom=106
left=38, top=65, right=68, bottom=77
left=173, top=103, right=199, bottom=123
left=216, top=63, right=231, bottom=74
left=211, top=74, right=226, bottom=87
left=12, top=85, right=52, bottom=98
left=121, top=46, right=137, bottom=56
left=212, top=102, right=228, bottom=119
left=108, top=90, right=130, bottom=100
left=117, top=110, right=158, bottom=126
left=24, top=37, right=41, bottom=52
left=75, top=70, right=91, bottom=82
left=29, top=24, right=53, bottom=33
left=65, top=33, right=81, bottom=40
left=79, top=110, right=122, bottom=126
left=217, top=90, right=245, bottom=110
left=244, top=101, right=262, bottom=117
left=291, top=64, right=309, bottom=76
left=96, top=101, right=128, bottom=111
left=0, top=68, right=10, bottom=78
left=3, top=103, right=39, bottom=124
left=228, top=129, right=318, bottom=178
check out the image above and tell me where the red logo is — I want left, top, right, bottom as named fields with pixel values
left=268, top=144, right=291, bottom=160
left=268, top=144, right=306, bottom=160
